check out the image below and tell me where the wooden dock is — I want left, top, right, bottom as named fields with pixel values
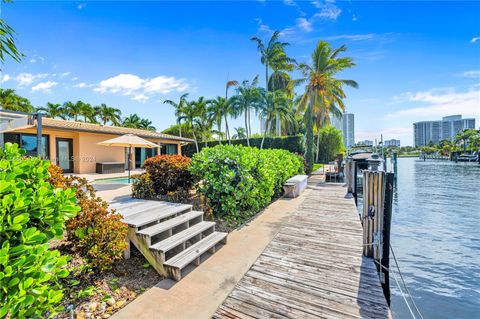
left=213, top=183, right=393, bottom=319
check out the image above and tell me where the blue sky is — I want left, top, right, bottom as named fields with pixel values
left=1, top=0, right=479, bottom=146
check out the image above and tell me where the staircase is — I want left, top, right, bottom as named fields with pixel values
left=110, top=199, right=227, bottom=281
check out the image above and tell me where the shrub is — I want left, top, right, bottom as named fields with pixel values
left=132, top=173, right=155, bottom=199
left=48, top=165, right=128, bottom=271
left=0, top=143, right=80, bottom=318
left=190, top=145, right=304, bottom=223
left=317, top=125, right=345, bottom=163
left=142, top=154, right=193, bottom=195
left=182, top=135, right=305, bottom=157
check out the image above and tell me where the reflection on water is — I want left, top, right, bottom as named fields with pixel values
left=389, top=158, right=480, bottom=319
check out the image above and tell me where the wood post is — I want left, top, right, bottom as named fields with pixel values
left=345, top=159, right=356, bottom=194
left=362, top=169, right=385, bottom=260
left=381, top=172, right=394, bottom=306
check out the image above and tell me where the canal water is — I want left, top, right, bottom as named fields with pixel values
left=383, top=158, right=480, bottom=319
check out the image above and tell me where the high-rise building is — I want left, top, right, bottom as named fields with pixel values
left=330, top=113, right=355, bottom=149
left=356, top=140, right=373, bottom=146
left=384, top=139, right=401, bottom=147
left=413, top=115, right=476, bottom=146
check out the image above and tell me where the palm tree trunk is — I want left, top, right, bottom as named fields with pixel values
left=178, top=119, right=182, bottom=138
left=218, top=122, right=222, bottom=145
left=315, top=127, right=321, bottom=163
left=261, top=121, right=269, bottom=149
left=191, top=124, right=199, bottom=153
left=245, top=109, right=250, bottom=146
left=224, top=114, right=231, bottom=145
left=247, top=108, right=251, bottom=140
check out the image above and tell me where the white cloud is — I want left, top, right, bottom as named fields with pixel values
left=470, top=36, right=479, bottom=43
left=326, top=34, right=375, bottom=41
left=71, top=77, right=79, bottom=81
left=60, top=72, right=71, bottom=77
left=29, top=58, right=37, bottom=63
left=15, top=73, right=49, bottom=86
left=95, top=73, right=189, bottom=102
left=31, top=81, right=58, bottom=93
left=73, top=82, right=93, bottom=88
left=387, top=87, right=480, bottom=121
left=457, top=70, right=480, bottom=78
left=1, top=74, right=10, bottom=83
left=311, top=1, right=342, bottom=20
left=296, top=18, right=313, bottom=32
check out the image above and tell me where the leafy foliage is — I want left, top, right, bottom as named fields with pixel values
left=142, top=155, right=194, bottom=195
left=182, top=135, right=305, bottom=157
left=190, top=145, right=304, bottom=223
left=47, top=165, right=128, bottom=271
left=0, top=143, right=80, bottom=318
left=131, top=173, right=155, bottom=199
left=317, top=125, right=345, bottom=162
left=0, top=88, right=33, bottom=113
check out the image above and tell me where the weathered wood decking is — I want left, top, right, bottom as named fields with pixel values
left=214, top=183, right=393, bottom=319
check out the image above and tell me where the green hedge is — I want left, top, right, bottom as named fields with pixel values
left=182, top=135, right=305, bottom=157
left=189, top=145, right=304, bottom=223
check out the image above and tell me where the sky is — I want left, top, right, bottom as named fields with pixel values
left=1, top=0, right=479, bottom=146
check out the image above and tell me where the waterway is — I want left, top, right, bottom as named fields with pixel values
left=382, top=158, right=479, bottom=318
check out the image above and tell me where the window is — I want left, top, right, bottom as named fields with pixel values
left=161, top=144, right=178, bottom=155
left=3, top=133, right=49, bottom=158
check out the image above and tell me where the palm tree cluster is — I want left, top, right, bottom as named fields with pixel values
left=36, top=101, right=156, bottom=131
left=165, top=32, right=357, bottom=172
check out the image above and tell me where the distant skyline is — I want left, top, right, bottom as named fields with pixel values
left=1, top=1, right=479, bottom=146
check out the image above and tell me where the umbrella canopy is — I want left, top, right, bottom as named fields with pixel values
left=97, top=134, right=159, bottom=148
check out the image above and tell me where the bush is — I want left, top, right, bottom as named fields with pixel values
left=132, top=173, right=155, bottom=199
left=142, top=154, right=193, bottom=195
left=182, top=135, right=305, bottom=157
left=190, top=145, right=304, bottom=223
left=0, top=143, right=80, bottom=318
left=48, top=165, right=128, bottom=271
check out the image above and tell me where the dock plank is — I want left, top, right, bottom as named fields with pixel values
left=213, top=183, right=393, bottom=319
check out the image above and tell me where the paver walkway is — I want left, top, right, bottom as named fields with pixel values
left=214, top=183, right=393, bottom=319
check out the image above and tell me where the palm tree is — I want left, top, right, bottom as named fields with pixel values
left=36, top=102, right=65, bottom=119
left=251, top=31, right=293, bottom=136
left=208, top=97, right=229, bottom=145
left=180, top=101, right=200, bottom=152
left=0, top=88, right=33, bottom=112
left=164, top=93, right=189, bottom=138
left=139, top=118, right=156, bottom=131
left=297, top=40, right=358, bottom=162
left=231, top=76, right=260, bottom=146
left=122, top=114, right=142, bottom=128
left=192, top=97, right=213, bottom=147
left=63, top=101, right=84, bottom=121
left=80, top=102, right=96, bottom=122
left=232, top=127, right=246, bottom=140
left=94, top=103, right=122, bottom=125
left=258, top=90, right=294, bottom=149
left=225, top=80, right=238, bottom=142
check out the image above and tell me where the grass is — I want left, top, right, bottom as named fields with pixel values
left=312, top=163, right=324, bottom=172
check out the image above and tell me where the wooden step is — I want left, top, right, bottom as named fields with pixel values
left=164, top=231, right=228, bottom=281
left=114, top=201, right=171, bottom=217
left=123, top=204, right=192, bottom=228
left=150, top=221, right=216, bottom=262
left=137, top=210, right=204, bottom=239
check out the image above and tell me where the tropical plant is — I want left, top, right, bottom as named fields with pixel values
left=94, top=103, right=122, bottom=125
left=0, top=0, right=24, bottom=66
left=192, top=97, right=213, bottom=146
left=79, top=102, right=95, bottom=122
left=317, top=125, right=345, bottom=162
left=142, top=155, right=194, bottom=195
left=231, top=76, right=261, bottom=146
left=0, top=88, right=33, bottom=112
left=139, top=118, right=156, bottom=131
left=296, top=40, right=358, bottom=163
left=208, top=97, right=228, bottom=144
left=164, top=93, right=189, bottom=137
left=455, top=129, right=478, bottom=153
left=257, top=90, right=294, bottom=149
left=63, top=101, right=84, bottom=121
left=36, top=102, right=65, bottom=119
left=0, top=143, right=80, bottom=318
left=122, top=114, right=142, bottom=128
left=225, top=80, right=238, bottom=142
left=162, top=123, right=194, bottom=139
left=232, top=127, right=247, bottom=139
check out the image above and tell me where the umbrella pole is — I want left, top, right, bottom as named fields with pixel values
left=128, top=146, right=131, bottom=183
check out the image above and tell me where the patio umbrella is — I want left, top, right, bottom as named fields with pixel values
left=97, top=134, right=159, bottom=182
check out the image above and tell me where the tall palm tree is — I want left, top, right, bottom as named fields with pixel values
left=225, top=80, right=238, bottom=142
left=209, top=97, right=230, bottom=145
left=231, top=76, right=260, bottom=146
left=63, top=101, right=84, bottom=121
left=164, top=93, right=189, bottom=138
left=192, top=97, right=213, bottom=147
left=251, top=31, right=293, bottom=136
left=139, top=118, right=156, bottom=131
left=80, top=102, right=96, bottom=122
left=232, top=127, right=246, bottom=140
left=297, top=40, right=358, bottom=162
left=94, top=103, right=122, bottom=125
left=180, top=101, right=200, bottom=152
left=36, top=102, right=65, bottom=119
left=258, top=90, right=294, bottom=149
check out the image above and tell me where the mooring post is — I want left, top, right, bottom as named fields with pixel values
left=392, top=151, right=398, bottom=180
left=362, top=154, right=385, bottom=260
left=381, top=172, right=394, bottom=305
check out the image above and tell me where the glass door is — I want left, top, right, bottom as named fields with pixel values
left=56, top=138, right=73, bottom=173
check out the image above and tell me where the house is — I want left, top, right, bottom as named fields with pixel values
left=0, top=111, right=192, bottom=174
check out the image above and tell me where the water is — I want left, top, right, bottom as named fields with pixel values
left=93, top=177, right=131, bottom=184
left=380, top=158, right=480, bottom=318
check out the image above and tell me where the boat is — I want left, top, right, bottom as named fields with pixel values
left=456, top=153, right=478, bottom=162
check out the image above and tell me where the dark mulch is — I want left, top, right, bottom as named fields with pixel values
left=52, top=240, right=161, bottom=319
